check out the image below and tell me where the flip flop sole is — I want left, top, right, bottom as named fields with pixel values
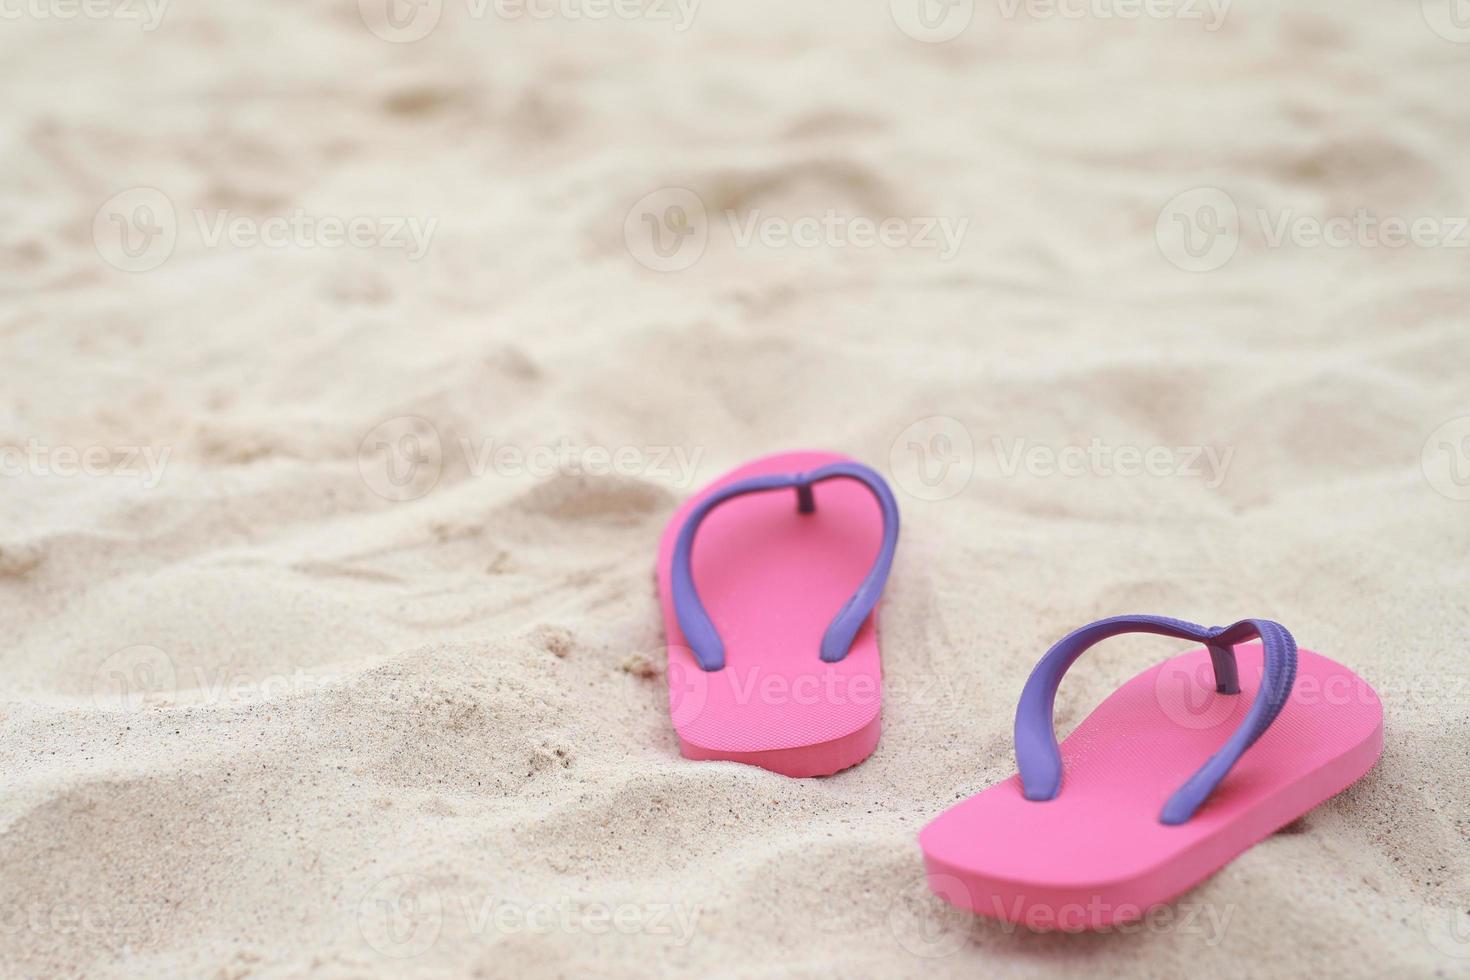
left=919, top=643, right=1383, bottom=928
left=656, top=451, right=887, bottom=777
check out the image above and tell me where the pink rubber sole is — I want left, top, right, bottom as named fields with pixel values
left=919, top=643, right=1383, bottom=929
left=656, top=451, right=886, bottom=777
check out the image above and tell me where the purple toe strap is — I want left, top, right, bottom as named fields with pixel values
left=1013, top=615, right=1298, bottom=825
left=670, top=461, right=900, bottom=672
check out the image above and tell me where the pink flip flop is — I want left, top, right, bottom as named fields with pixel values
left=655, top=451, right=900, bottom=777
left=919, top=616, right=1383, bottom=929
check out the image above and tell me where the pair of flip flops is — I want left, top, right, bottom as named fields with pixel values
left=655, top=451, right=1384, bottom=929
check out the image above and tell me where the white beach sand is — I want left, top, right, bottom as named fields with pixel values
left=2, top=0, right=1468, bottom=976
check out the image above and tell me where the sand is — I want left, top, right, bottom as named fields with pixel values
left=2, top=0, right=1469, bottom=976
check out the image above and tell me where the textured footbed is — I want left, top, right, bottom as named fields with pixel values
left=919, top=643, right=1384, bottom=929
left=656, top=451, right=885, bottom=777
